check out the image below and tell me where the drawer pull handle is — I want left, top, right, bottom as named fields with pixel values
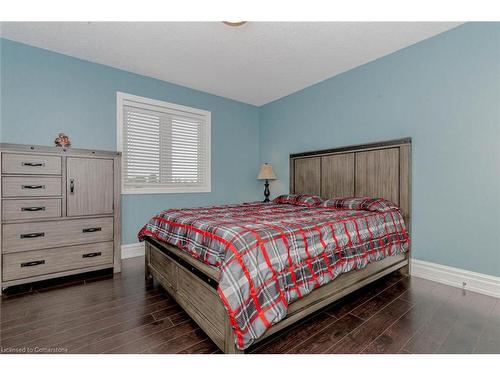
left=82, top=252, right=102, bottom=258
left=22, top=185, right=46, bottom=190
left=70, top=179, right=75, bottom=193
left=82, top=227, right=102, bottom=233
left=20, top=232, right=45, bottom=239
left=22, top=162, right=45, bottom=167
left=21, top=260, right=45, bottom=267
left=21, top=206, right=46, bottom=212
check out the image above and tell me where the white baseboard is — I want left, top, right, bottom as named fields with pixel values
left=120, top=244, right=499, bottom=298
left=411, top=259, right=500, bottom=299
left=121, top=242, right=145, bottom=259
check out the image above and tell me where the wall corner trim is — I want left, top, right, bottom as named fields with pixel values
left=410, top=258, right=500, bottom=299
left=121, top=242, right=145, bottom=259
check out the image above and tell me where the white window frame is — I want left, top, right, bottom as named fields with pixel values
left=117, top=92, right=211, bottom=194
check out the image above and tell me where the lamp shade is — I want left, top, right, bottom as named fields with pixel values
left=257, top=163, right=277, bottom=180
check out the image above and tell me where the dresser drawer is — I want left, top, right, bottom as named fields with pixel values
left=2, top=177, right=62, bottom=197
left=2, top=153, right=61, bottom=175
left=2, top=217, right=114, bottom=253
left=2, top=241, right=114, bottom=281
left=1, top=199, right=62, bottom=221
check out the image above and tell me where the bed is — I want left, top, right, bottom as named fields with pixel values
left=139, top=138, right=412, bottom=353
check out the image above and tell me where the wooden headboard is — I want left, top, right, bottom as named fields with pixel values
left=290, top=138, right=411, bottom=224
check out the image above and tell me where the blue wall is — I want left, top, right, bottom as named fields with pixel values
left=0, top=38, right=262, bottom=244
left=260, top=23, right=500, bottom=276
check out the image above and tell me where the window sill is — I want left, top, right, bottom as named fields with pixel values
left=122, top=187, right=211, bottom=195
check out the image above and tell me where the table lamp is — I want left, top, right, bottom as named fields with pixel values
left=257, top=163, right=277, bottom=202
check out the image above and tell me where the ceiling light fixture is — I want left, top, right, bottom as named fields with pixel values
left=222, top=21, right=247, bottom=27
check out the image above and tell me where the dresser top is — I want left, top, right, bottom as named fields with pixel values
left=0, top=143, right=121, bottom=157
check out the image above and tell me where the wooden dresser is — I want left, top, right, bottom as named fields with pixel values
left=0, top=143, right=121, bottom=294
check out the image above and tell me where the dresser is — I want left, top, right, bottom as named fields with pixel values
left=0, top=143, right=121, bottom=294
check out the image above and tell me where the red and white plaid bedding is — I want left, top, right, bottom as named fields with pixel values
left=138, top=196, right=410, bottom=350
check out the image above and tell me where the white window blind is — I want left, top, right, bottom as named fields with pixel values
left=117, top=92, right=211, bottom=194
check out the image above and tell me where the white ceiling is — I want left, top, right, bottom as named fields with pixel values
left=0, top=22, right=461, bottom=106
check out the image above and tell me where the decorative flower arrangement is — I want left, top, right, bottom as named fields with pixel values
left=54, top=133, right=71, bottom=148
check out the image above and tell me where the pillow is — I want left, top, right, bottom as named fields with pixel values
left=321, top=197, right=399, bottom=213
left=272, top=194, right=324, bottom=207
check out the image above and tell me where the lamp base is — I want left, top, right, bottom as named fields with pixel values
left=263, top=180, right=270, bottom=203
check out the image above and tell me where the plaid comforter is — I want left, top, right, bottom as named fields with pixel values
left=138, top=196, right=409, bottom=350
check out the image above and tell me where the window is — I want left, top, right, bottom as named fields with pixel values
left=117, top=92, right=211, bottom=194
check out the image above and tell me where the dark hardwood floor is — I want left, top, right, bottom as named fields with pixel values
left=1, top=257, right=498, bottom=354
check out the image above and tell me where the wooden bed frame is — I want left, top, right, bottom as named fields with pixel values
left=145, top=138, right=412, bottom=354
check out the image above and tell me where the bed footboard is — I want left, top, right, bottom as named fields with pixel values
left=145, top=240, right=242, bottom=353
left=145, top=238, right=408, bottom=354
